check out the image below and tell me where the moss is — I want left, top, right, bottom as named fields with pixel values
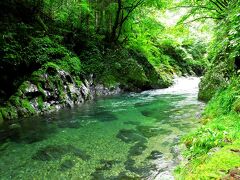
left=37, top=96, right=44, bottom=110
left=9, top=96, right=21, bottom=107
left=75, top=79, right=82, bottom=87
left=0, top=106, right=18, bottom=120
left=43, top=62, right=60, bottom=71
left=56, top=56, right=81, bottom=75
left=21, top=99, right=35, bottom=114
left=31, top=69, right=46, bottom=84
left=36, top=83, right=47, bottom=99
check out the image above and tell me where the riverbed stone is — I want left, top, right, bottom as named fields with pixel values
left=128, top=142, right=147, bottom=156
left=147, top=150, right=163, bottom=160
left=59, top=159, right=76, bottom=171
left=32, top=144, right=90, bottom=161
left=116, top=129, right=146, bottom=143
left=136, top=125, right=172, bottom=138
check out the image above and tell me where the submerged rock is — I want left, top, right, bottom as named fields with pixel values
left=116, top=129, right=146, bottom=143
left=32, top=144, right=90, bottom=161
left=147, top=151, right=163, bottom=160
left=91, top=160, right=120, bottom=180
left=128, top=142, right=147, bottom=156
left=124, top=158, right=154, bottom=177
left=136, top=125, right=172, bottom=138
left=59, top=159, right=76, bottom=171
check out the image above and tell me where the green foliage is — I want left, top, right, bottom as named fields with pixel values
left=204, top=76, right=240, bottom=117
left=21, top=100, right=35, bottom=114
left=198, top=1, right=240, bottom=101
left=198, top=62, right=230, bottom=101
left=0, top=106, right=18, bottom=120
left=178, top=76, right=240, bottom=179
left=37, top=96, right=44, bottom=111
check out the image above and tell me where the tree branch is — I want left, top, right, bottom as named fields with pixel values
left=183, top=16, right=223, bottom=24
left=169, top=5, right=217, bottom=11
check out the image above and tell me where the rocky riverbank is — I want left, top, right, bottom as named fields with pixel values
left=0, top=64, right=121, bottom=125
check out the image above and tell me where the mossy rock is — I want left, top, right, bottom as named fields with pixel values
left=21, top=99, right=35, bottom=114
left=130, top=49, right=173, bottom=88
left=37, top=96, right=44, bottom=110
left=0, top=106, right=18, bottom=120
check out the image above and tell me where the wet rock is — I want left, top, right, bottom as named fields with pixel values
left=116, top=129, right=146, bottom=143
left=59, top=159, right=75, bottom=171
left=25, top=82, right=39, bottom=94
left=147, top=151, right=163, bottom=160
left=91, top=84, right=121, bottom=97
left=32, top=145, right=90, bottom=161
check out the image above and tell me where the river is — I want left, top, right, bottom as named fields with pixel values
left=0, top=77, right=204, bottom=179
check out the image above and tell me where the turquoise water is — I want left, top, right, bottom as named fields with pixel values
left=0, top=77, right=204, bottom=179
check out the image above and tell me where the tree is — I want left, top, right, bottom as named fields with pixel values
left=106, top=0, right=144, bottom=43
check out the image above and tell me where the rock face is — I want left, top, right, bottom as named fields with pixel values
left=0, top=65, right=121, bottom=123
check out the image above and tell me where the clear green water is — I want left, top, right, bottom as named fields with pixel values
left=0, top=77, right=204, bottom=180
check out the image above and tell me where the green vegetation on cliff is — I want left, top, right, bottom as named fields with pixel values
left=175, top=0, right=240, bottom=179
